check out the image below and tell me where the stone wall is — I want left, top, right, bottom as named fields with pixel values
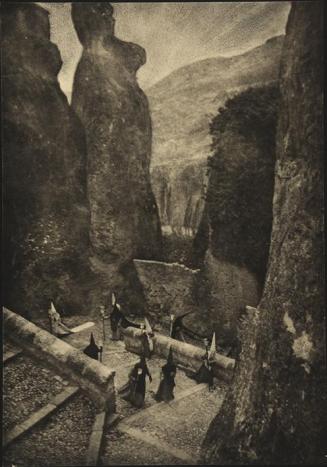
left=3, top=308, right=116, bottom=412
left=123, top=327, right=235, bottom=382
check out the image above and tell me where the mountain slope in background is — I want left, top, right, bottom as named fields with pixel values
left=148, top=36, right=284, bottom=236
left=148, top=35, right=284, bottom=168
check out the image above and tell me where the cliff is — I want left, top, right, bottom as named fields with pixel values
left=2, top=3, right=92, bottom=316
left=151, top=160, right=207, bottom=237
left=193, top=84, right=279, bottom=346
left=148, top=36, right=284, bottom=236
left=133, top=260, right=202, bottom=330
left=202, top=2, right=325, bottom=464
left=71, top=3, right=162, bottom=310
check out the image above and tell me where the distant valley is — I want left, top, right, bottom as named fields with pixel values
left=148, top=36, right=284, bottom=236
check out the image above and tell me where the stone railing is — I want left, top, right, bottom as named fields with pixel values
left=123, top=327, right=235, bottom=382
left=3, top=307, right=116, bottom=412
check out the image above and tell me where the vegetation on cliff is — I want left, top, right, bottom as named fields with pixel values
left=206, top=84, right=280, bottom=285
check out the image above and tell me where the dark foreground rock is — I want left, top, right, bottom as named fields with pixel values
left=2, top=3, right=92, bottom=316
left=201, top=3, right=325, bottom=464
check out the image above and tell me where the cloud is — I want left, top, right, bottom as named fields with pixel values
left=39, top=2, right=290, bottom=97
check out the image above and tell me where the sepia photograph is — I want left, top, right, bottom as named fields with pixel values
left=2, top=1, right=325, bottom=466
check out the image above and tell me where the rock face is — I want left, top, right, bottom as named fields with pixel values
left=202, top=3, right=325, bottom=464
left=193, top=84, right=279, bottom=345
left=133, top=259, right=202, bottom=330
left=151, top=160, right=207, bottom=237
left=198, top=251, right=260, bottom=346
left=71, top=3, right=162, bottom=302
left=2, top=3, right=91, bottom=316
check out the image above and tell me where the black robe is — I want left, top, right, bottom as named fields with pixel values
left=83, top=340, right=100, bottom=361
left=140, top=331, right=154, bottom=358
left=155, top=362, right=176, bottom=402
left=171, top=317, right=185, bottom=341
left=110, top=304, right=141, bottom=340
left=191, top=351, right=214, bottom=389
left=119, top=360, right=152, bottom=408
left=171, top=315, right=209, bottom=343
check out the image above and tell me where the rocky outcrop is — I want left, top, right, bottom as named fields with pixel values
left=151, top=160, right=207, bottom=237
left=193, top=84, right=279, bottom=345
left=202, top=3, right=325, bottom=464
left=198, top=251, right=260, bottom=346
left=71, top=3, right=162, bottom=306
left=133, top=259, right=201, bottom=327
left=2, top=3, right=91, bottom=316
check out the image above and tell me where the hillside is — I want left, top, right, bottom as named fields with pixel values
left=147, top=35, right=284, bottom=168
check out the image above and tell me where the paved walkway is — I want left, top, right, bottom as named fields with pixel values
left=4, top=316, right=227, bottom=466
left=60, top=316, right=228, bottom=465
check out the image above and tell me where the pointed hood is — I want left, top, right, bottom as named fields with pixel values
left=144, top=317, right=153, bottom=334
left=208, top=332, right=216, bottom=359
left=90, top=332, right=96, bottom=346
left=169, top=314, right=175, bottom=337
left=51, top=301, right=56, bottom=313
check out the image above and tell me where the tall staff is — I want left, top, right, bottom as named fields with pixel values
left=170, top=314, right=174, bottom=337
left=100, top=305, right=106, bottom=342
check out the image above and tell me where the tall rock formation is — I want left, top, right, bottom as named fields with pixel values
left=194, top=84, right=279, bottom=347
left=2, top=3, right=91, bottom=316
left=71, top=3, right=162, bottom=309
left=201, top=2, right=325, bottom=464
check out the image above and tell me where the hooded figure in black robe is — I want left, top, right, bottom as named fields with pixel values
left=190, top=336, right=215, bottom=390
left=140, top=322, right=154, bottom=358
left=155, top=346, right=177, bottom=402
left=110, top=295, right=141, bottom=340
left=170, top=310, right=208, bottom=343
left=83, top=333, right=102, bottom=361
left=118, top=356, right=152, bottom=408
left=170, top=314, right=185, bottom=341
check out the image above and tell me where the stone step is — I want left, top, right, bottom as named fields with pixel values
left=3, top=386, right=79, bottom=448
left=119, top=426, right=196, bottom=464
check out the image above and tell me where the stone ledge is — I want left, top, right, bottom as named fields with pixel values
left=123, top=327, right=235, bottom=381
left=3, top=307, right=116, bottom=411
left=85, top=411, right=120, bottom=466
left=3, top=347, right=22, bottom=363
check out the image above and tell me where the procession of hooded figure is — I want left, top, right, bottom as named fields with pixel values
left=49, top=293, right=218, bottom=411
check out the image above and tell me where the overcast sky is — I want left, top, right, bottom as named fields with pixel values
left=40, top=2, right=291, bottom=98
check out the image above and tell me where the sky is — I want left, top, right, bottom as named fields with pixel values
left=39, top=2, right=291, bottom=98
